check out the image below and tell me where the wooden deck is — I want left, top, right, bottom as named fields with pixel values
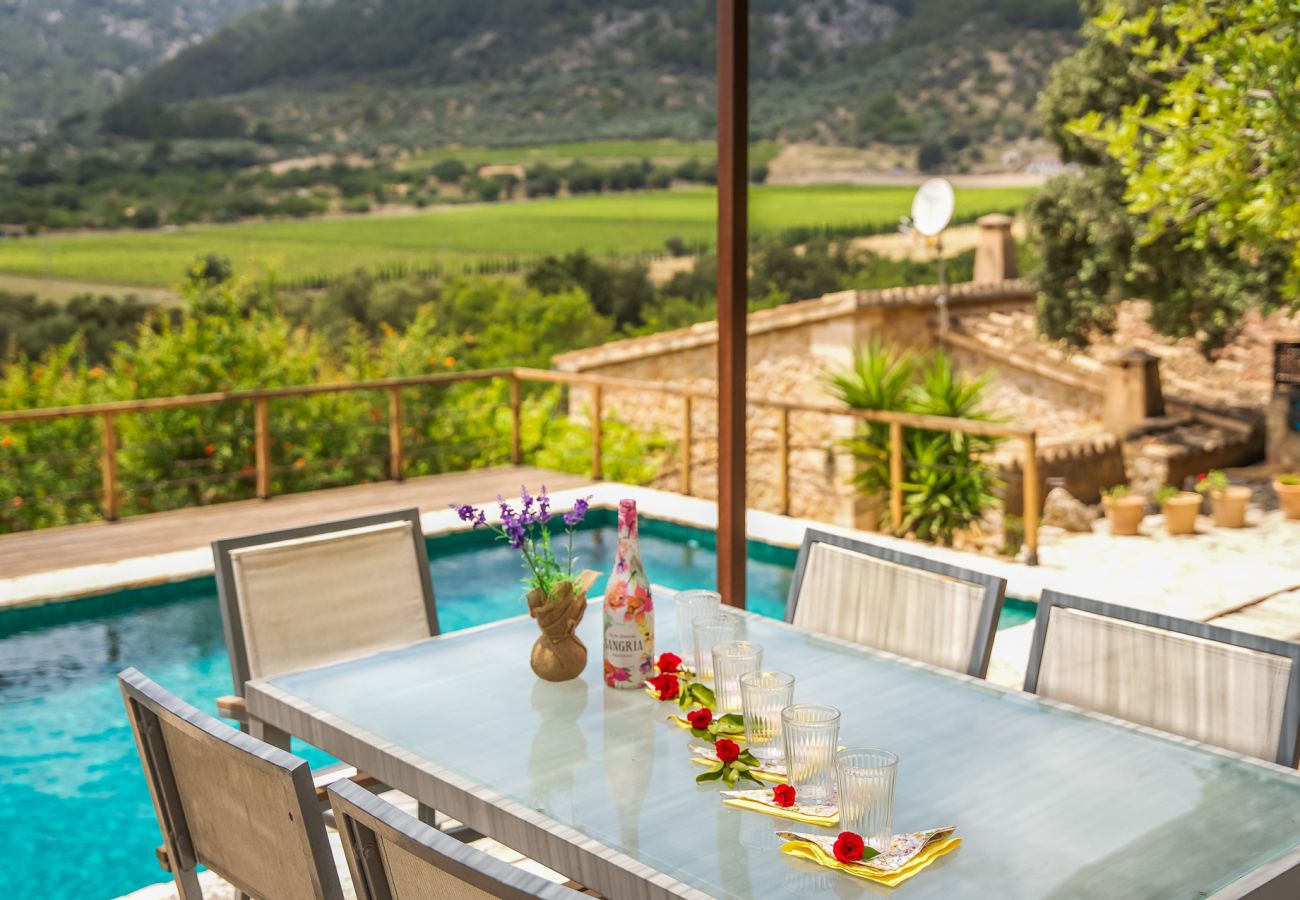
left=0, top=466, right=593, bottom=580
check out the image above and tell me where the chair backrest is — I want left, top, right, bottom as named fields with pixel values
left=1025, top=591, right=1300, bottom=767
left=213, top=508, right=438, bottom=692
left=786, top=529, right=1007, bottom=678
left=329, top=779, right=584, bottom=900
left=119, top=667, right=343, bottom=900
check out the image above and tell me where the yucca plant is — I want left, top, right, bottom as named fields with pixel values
left=827, top=341, right=1005, bottom=546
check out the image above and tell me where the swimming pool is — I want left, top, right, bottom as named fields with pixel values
left=0, top=513, right=1034, bottom=898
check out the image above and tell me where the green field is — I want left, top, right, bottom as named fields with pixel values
left=400, top=139, right=783, bottom=169
left=0, top=185, right=1032, bottom=289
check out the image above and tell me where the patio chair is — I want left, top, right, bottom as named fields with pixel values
left=1024, top=590, right=1300, bottom=767
left=786, top=529, right=1007, bottom=678
left=210, top=507, right=438, bottom=745
left=118, top=666, right=344, bottom=900
left=329, top=780, right=587, bottom=899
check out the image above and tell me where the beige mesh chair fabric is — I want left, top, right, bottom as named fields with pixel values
left=214, top=510, right=437, bottom=689
left=329, top=780, right=585, bottom=900
left=788, top=531, right=1006, bottom=677
left=119, top=667, right=343, bottom=900
left=1025, top=592, right=1300, bottom=767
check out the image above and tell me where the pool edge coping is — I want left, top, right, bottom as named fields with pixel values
left=0, top=482, right=1051, bottom=612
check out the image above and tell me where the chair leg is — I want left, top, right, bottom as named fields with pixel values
left=418, top=803, right=437, bottom=827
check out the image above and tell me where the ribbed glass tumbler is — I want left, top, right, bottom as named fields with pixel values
left=674, top=590, right=721, bottom=664
left=835, top=748, right=898, bottom=852
left=781, top=704, right=841, bottom=803
left=692, top=612, right=739, bottom=680
left=739, top=670, right=795, bottom=763
left=711, top=641, right=763, bottom=714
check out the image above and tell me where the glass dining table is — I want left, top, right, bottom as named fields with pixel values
left=246, top=591, right=1300, bottom=899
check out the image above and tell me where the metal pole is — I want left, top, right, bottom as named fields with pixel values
left=716, top=0, right=748, bottom=609
left=935, top=234, right=949, bottom=345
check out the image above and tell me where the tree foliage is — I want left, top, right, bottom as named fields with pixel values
left=1071, top=0, right=1300, bottom=293
left=1027, top=0, right=1295, bottom=351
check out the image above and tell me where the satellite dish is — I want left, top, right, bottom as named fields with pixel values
left=911, top=178, right=954, bottom=237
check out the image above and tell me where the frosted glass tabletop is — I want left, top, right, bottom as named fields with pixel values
left=250, top=592, right=1300, bottom=899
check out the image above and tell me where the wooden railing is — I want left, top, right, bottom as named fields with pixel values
left=0, top=366, right=1039, bottom=563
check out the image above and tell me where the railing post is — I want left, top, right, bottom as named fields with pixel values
left=777, top=407, right=790, bottom=515
left=590, top=384, right=603, bottom=480
left=100, top=412, right=118, bottom=522
left=509, top=375, right=522, bottom=466
left=681, top=395, right=693, bottom=495
left=254, top=398, right=271, bottom=500
left=889, top=420, right=904, bottom=532
left=388, top=386, right=404, bottom=482
left=1024, top=431, right=1040, bottom=566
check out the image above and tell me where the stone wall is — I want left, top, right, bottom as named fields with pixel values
left=554, top=280, right=1036, bottom=527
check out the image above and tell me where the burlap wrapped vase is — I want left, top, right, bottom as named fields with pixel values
left=526, top=570, right=598, bottom=682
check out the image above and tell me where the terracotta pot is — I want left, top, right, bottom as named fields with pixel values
left=1209, top=486, right=1251, bottom=528
left=1161, top=492, right=1202, bottom=535
left=1276, top=480, right=1300, bottom=521
left=1103, top=495, right=1146, bottom=536
left=526, top=571, right=598, bottom=682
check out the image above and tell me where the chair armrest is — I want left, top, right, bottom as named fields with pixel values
left=215, top=695, right=247, bottom=722
left=313, top=763, right=380, bottom=803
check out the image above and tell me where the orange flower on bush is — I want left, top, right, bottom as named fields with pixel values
left=772, top=784, right=796, bottom=808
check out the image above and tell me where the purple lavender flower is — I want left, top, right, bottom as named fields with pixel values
left=537, top=485, right=551, bottom=523
left=563, top=496, right=590, bottom=527
left=452, top=503, right=477, bottom=523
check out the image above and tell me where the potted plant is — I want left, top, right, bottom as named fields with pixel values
left=1194, top=470, right=1251, bottom=528
left=1101, top=485, right=1145, bottom=536
left=1276, top=474, right=1300, bottom=520
left=1156, top=484, right=1201, bottom=535
left=454, top=487, right=597, bottom=682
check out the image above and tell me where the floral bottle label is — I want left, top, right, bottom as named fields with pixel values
left=604, top=499, right=653, bottom=688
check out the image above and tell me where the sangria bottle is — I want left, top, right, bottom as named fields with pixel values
left=603, top=499, right=653, bottom=689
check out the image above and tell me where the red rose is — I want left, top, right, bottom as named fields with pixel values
left=772, top=784, right=796, bottom=808
left=648, top=673, right=679, bottom=701
left=715, top=738, right=740, bottom=764
left=657, top=652, right=682, bottom=674
left=687, top=707, right=712, bottom=730
left=833, top=831, right=866, bottom=864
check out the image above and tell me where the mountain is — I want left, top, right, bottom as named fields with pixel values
left=104, top=0, right=1080, bottom=151
left=0, top=0, right=272, bottom=140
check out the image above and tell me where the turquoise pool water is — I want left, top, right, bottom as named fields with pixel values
left=0, top=514, right=1034, bottom=898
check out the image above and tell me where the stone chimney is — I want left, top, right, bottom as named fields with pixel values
left=973, top=213, right=1018, bottom=283
left=1104, top=349, right=1165, bottom=435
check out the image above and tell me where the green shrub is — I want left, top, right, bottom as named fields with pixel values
left=826, top=340, right=1004, bottom=546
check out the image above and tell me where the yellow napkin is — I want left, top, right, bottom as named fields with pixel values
left=721, top=788, right=838, bottom=826
left=777, top=828, right=960, bottom=887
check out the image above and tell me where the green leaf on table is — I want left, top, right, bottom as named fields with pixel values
left=688, top=682, right=717, bottom=710
left=710, top=713, right=744, bottom=736
left=696, top=763, right=725, bottom=784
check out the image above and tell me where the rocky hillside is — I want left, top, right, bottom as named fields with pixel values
left=102, top=0, right=1080, bottom=151
left=0, top=0, right=270, bottom=140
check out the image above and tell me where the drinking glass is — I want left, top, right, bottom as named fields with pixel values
left=781, top=705, right=841, bottom=803
left=692, top=612, right=739, bottom=680
left=711, top=641, right=763, bottom=714
left=835, top=748, right=898, bottom=852
left=675, top=590, right=721, bottom=664
left=739, top=670, right=795, bottom=763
